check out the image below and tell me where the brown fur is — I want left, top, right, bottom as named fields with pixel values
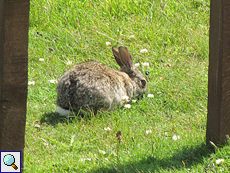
left=56, top=46, right=147, bottom=116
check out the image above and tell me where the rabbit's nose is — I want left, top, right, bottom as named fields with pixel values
left=141, top=80, right=146, bottom=87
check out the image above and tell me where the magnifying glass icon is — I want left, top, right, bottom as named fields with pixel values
left=3, top=154, right=18, bottom=170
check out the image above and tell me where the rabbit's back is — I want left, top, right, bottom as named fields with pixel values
left=57, top=61, right=134, bottom=114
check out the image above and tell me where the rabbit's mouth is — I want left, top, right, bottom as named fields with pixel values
left=134, top=87, right=147, bottom=99
left=136, top=94, right=144, bottom=99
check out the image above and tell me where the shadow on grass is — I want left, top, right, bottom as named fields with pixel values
left=89, top=143, right=214, bottom=173
left=40, top=110, right=104, bottom=126
left=40, top=112, right=74, bottom=126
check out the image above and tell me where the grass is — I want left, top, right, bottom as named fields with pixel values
left=24, top=0, right=230, bottom=172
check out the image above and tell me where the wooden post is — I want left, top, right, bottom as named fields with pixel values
left=0, top=0, right=30, bottom=171
left=207, top=0, right=230, bottom=145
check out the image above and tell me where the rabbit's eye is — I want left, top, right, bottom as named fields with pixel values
left=129, top=72, right=136, bottom=78
left=141, top=80, right=146, bottom=87
left=145, top=71, right=150, bottom=75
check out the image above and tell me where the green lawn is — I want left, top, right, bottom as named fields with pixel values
left=25, top=0, right=230, bottom=172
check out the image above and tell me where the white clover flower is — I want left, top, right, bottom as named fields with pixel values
left=122, top=95, right=130, bottom=103
left=140, top=49, right=148, bottom=54
left=129, top=35, right=135, bottom=39
left=34, top=124, right=40, bottom=129
left=66, top=60, right=73, bottom=66
left=49, top=79, right=57, bottom=84
left=99, top=149, right=106, bottom=155
left=216, top=159, right=225, bottom=165
left=146, top=130, right=152, bottom=134
left=106, top=42, right=111, bottom=46
left=105, top=158, right=109, bottom=161
left=164, top=132, right=168, bottom=136
left=167, top=63, right=172, bottom=67
left=112, top=151, right=117, bottom=156
left=142, top=62, right=150, bottom=67
left=41, top=138, right=49, bottom=146
left=39, top=58, right=44, bottom=61
left=79, top=158, right=85, bottom=162
left=132, top=99, right=137, bottom=103
left=80, top=158, right=92, bottom=162
left=172, top=135, right=180, bottom=140
left=134, top=63, right=140, bottom=67
left=147, top=94, right=154, bottom=98
left=104, top=127, right=111, bottom=131
left=28, top=81, right=35, bottom=86
left=124, top=104, right=131, bottom=108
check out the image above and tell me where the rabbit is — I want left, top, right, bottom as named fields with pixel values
left=56, top=46, right=147, bottom=117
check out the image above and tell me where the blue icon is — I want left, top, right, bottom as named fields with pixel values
left=3, top=154, right=18, bottom=170
left=1, top=151, right=21, bottom=172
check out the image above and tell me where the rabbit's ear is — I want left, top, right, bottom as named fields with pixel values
left=112, top=47, right=124, bottom=67
left=119, top=46, right=134, bottom=69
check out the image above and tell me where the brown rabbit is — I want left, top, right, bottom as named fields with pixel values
left=56, top=46, right=147, bottom=116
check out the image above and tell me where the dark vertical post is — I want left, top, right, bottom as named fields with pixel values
left=0, top=0, right=30, bottom=171
left=207, top=0, right=230, bottom=145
